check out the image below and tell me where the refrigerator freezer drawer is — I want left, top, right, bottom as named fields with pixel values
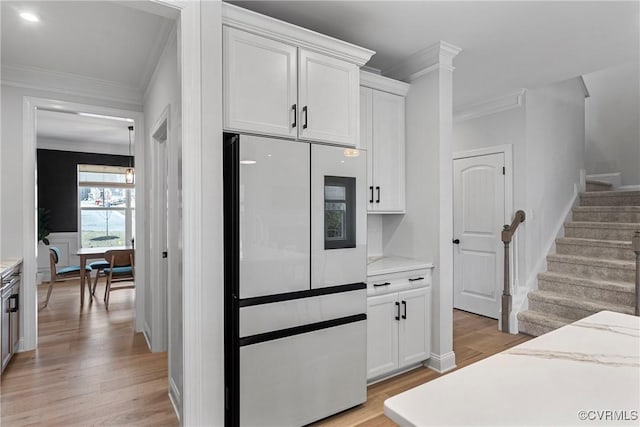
left=240, top=287, right=366, bottom=338
left=240, top=320, right=367, bottom=426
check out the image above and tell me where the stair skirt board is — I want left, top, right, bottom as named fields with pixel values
left=519, top=188, right=639, bottom=337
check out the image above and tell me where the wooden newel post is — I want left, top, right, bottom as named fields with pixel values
left=501, top=225, right=512, bottom=332
left=501, top=210, right=526, bottom=333
left=633, top=231, right=640, bottom=316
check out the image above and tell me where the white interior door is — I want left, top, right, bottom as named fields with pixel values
left=453, top=153, right=505, bottom=319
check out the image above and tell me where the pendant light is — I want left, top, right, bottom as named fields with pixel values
left=125, top=125, right=135, bottom=184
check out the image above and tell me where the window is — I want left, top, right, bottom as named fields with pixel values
left=78, top=165, right=134, bottom=248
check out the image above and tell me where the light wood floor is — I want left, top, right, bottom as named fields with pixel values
left=1, top=281, right=531, bottom=426
left=0, top=279, right=178, bottom=426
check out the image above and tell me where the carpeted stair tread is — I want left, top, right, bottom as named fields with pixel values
left=565, top=221, right=640, bottom=230
left=573, top=206, right=640, bottom=213
left=555, top=237, right=632, bottom=249
left=537, top=271, right=635, bottom=294
left=517, top=310, right=572, bottom=336
left=580, top=190, right=640, bottom=198
left=546, top=254, right=634, bottom=271
left=528, top=290, right=634, bottom=315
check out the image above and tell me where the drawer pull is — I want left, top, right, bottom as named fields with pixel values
left=408, top=277, right=424, bottom=282
left=373, top=282, right=391, bottom=287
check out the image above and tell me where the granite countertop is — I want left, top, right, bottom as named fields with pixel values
left=1, top=258, right=22, bottom=277
left=384, top=311, right=640, bottom=426
left=367, top=256, right=434, bottom=276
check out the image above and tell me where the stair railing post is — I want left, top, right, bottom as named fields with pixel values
left=633, top=231, right=640, bottom=316
left=502, top=225, right=512, bottom=332
left=501, top=210, right=526, bottom=333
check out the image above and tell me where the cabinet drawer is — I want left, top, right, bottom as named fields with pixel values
left=367, top=268, right=431, bottom=297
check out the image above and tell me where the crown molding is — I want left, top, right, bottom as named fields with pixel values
left=1, top=64, right=144, bottom=107
left=385, top=40, right=462, bottom=82
left=577, top=75, right=590, bottom=98
left=222, top=3, right=375, bottom=66
left=454, top=89, right=527, bottom=123
left=360, top=70, right=410, bottom=96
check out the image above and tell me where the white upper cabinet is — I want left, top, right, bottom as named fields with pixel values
left=223, top=27, right=297, bottom=138
left=360, top=72, right=409, bottom=213
left=298, top=50, right=359, bottom=146
left=221, top=4, right=374, bottom=146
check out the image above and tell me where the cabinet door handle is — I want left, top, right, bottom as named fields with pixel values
left=376, top=186, right=380, bottom=203
left=303, top=106, right=308, bottom=129
left=408, top=277, right=424, bottom=282
left=9, top=294, right=18, bottom=312
left=291, top=104, right=297, bottom=128
left=373, top=282, right=390, bottom=287
left=401, top=300, right=407, bottom=319
left=369, top=186, right=374, bottom=203
left=395, top=301, right=400, bottom=321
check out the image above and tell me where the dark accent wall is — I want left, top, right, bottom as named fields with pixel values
left=37, top=149, right=134, bottom=232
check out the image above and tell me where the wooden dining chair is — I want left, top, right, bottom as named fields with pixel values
left=89, top=259, right=110, bottom=296
left=103, top=249, right=135, bottom=309
left=43, top=246, right=92, bottom=308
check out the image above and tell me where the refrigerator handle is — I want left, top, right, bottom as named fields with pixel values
left=395, top=301, right=400, bottom=321
left=291, top=104, right=297, bottom=128
left=303, top=106, right=308, bottom=129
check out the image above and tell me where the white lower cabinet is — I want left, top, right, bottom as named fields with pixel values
left=367, top=286, right=431, bottom=381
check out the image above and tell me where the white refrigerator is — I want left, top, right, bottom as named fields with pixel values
left=224, top=134, right=367, bottom=426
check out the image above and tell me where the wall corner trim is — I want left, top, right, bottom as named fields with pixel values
left=454, top=89, right=526, bottom=123
left=384, top=40, right=462, bottom=82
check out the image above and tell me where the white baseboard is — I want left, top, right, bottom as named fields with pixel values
left=426, top=351, right=456, bottom=373
left=169, top=377, right=182, bottom=423
left=586, top=172, right=621, bottom=188
left=143, top=326, right=152, bottom=351
left=618, top=184, right=640, bottom=191
left=367, top=363, right=424, bottom=386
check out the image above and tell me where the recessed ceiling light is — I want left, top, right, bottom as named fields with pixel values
left=19, top=12, right=40, bottom=23
left=240, top=160, right=257, bottom=165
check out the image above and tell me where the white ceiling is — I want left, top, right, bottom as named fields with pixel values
left=228, top=1, right=639, bottom=107
left=2, top=1, right=173, bottom=148
left=37, top=109, right=134, bottom=147
left=1, top=0, right=174, bottom=90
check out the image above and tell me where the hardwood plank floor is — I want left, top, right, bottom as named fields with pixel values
left=2, top=280, right=530, bottom=427
left=313, top=309, right=532, bottom=427
left=0, top=279, right=178, bottom=427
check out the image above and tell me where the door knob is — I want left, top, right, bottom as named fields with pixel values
left=452, top=239, right=460, bottom=244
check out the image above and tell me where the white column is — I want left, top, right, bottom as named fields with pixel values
left=385, top=41, right=461, bottom=373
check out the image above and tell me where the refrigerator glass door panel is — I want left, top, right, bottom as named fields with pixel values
left=240, top=321, right=366, bottom=426
left=312, top=145, right=367, bottom=288
left=239, top=135, right=310, bottom=298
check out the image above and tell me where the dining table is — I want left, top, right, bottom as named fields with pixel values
left=77, top=245, right=133, bottom=305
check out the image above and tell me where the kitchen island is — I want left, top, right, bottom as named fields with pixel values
left=385, top=310, right=640, bottom=426
left=1, top=258, right=22, bottom=373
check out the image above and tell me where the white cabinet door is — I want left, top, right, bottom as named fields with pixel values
left=299, top=49, right=359, bottom=146
left=398, top=287, right=431, bottom=368
left=223, top=27, right=297, bottom=138
left=371, top=90, right=405, bottom=212
left=359, top=87, right=374, bottom=207
left=366, top=293, right=399, bottom=379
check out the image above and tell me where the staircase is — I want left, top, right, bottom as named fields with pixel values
left=518, top=182, right=640, bottom=336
